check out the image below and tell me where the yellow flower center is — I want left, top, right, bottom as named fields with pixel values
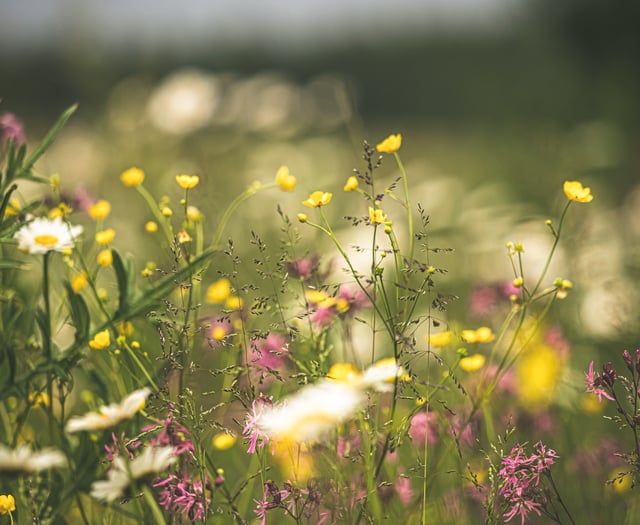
left=33, top=234, right=60, bottom=247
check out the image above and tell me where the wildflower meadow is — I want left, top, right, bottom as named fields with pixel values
left=0, top=98, right=638, bottom=525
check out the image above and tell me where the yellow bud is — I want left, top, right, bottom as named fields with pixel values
left=161, top=207, right=173, bottom=217
left=97, top=249, right=113, bottom=268
left=186, top=206, right=202, bottom=222
left=343, top=176, right=359, bottom=192
left=145, top=221, right=158, bottom=233
left=71, top=272, right=88, bottom=294
left=297, top=213, right=308, bottom=223
left=120, top=167, right=145, bottom=187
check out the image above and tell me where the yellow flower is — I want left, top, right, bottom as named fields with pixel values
left=427, top=331, right=453, bottom=348
left=177, top=230, right=192, bottom=244
left=71, top=272, right=88, bottom=294
left=145, top=221, right=158, bottom=233
left=376, top=133, right=402, bottom=154
left=186, top=206, right=202, bottom=222
left=302, top=191, right=332, bottom=208
left=176, top=174, right=200, bottom=189
left=0, top=494, right=15, bottom=515
left=95, top=228, right=115, bottom=246
left=305, top=290, right=335, bottom=308
left=343, top=176, right=358, bottom=192
left=97, top=249, right=113, bottom=267
left=161, top=207, right=173, bottom=217
left=88, top=200, right=111, bottom=220
left=563, top=180, right=593, bottom=203
left=609, top=469, right=632, bottom=494
left=4, top=198, right=20, bottom=216
left=118, top=322, right=134, bottom=336
left=206, top=278, right=231, bottom=303
left=327, top=363, right=361, bottom=383
left=212, top=432, right=236, bottom=450
left=459, top=353, right=486, bottom=372
left=225, top=296, right=243, bottom=311
left=211, top=326, right=227, bottom=341
left=461, top=327, right=495, bottom=344
left=120, top=167, right=145, bottom=187
left=89, top=330, right=111, bottom=350
left=275, top=166, right=296, bottom=192
left=368, top=206, right=387, bottom=224
left=516, top=344, right=561, bottom=409
left=28, top=392, right=50, bottom=408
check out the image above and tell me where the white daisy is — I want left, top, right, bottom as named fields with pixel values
left=91, top=446, right=176, bottom=502
left=14, top=216, right=83, bottom=254
left=66, top=388, right=151, bottom=433
left=257, top=380, right=366, bottom=443
left=0, top=444, right=66, bottom=473
left=359, top=358, right=409, bottom=392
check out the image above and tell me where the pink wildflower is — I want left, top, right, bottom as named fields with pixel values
left=143, top=411, right=195, bottom=457
left=408, top=411, right=438, bottom=446
left=498, top=442, right=558, bottom=525
left=0, top=113, right=26, bottom=145
left=394, top=473, right=414, bottom=505
left=155, top=474, right=210, bottom=523
left=243, top=396, right=274, bottom=454
left=584, top=361, right=615, bottom=402
left=248, top=333, right=289, bottom=386
left=253, top=481, right=291, bottom=525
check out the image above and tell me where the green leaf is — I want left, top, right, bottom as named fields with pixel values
left=64, top=282, right=90, bottom=344
left=0, top=183, right=18, bottom=224
left=111, top=248, right=130, bottom=318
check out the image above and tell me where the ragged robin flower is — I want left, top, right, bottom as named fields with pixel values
left=376, top=133, right=402, bottom=153
left=563, top=180, right=593, bottom=203
left=275, top=165, right=296, bottom=192
left=120, top=167, right=145, bottom=187
left=302, top=191, right=332, bottom=208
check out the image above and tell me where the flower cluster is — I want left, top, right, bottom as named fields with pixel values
left=498, top=442, right=559, bottom=525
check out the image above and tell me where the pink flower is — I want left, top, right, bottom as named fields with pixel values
left=498, top=442, right=558, bottom=525
left=0, top=113, right=26, bottom=145
left=248, top=333, right=289, bottom=386
left=243, top=395, right=273, bottom=454
left=143, top=415, right=195, bottom=457
left=394, top=473, right=414, bottom=505
left=155, top=475, right=210, bottom=522
left=584, top=361, right=615, bottom=402
left=408, top=411, right=438, bottom=446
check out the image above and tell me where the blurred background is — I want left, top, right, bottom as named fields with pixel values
left=2, top=0, right=640, bottom=344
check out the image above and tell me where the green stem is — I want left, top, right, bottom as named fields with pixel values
left=393, top=151, right=414, bottom=263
